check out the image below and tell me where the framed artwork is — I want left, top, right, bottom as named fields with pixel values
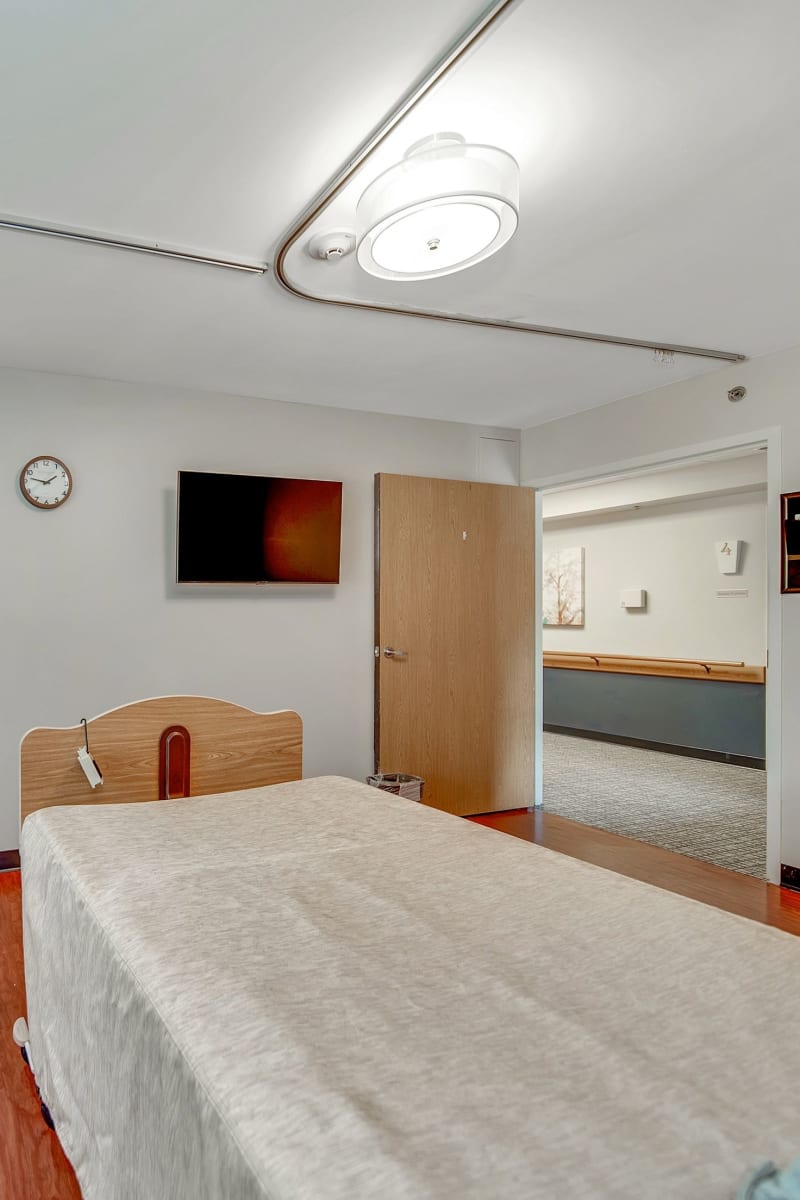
left=543, top=546, right=585, bottom=626
left=781, top=491, right=800, bottom=593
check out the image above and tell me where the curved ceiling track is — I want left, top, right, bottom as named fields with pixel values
left=0, top=1, right=748, bottom=363
left=273, top=0, right=746, bottom=365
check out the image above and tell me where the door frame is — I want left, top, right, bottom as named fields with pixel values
left=527, top=426, right=782, bottom=884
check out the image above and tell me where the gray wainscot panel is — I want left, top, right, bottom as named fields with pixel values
left=544, top=668, right=765, bottom=762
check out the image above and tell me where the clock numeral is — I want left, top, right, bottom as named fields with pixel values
left=26, top=469, right=33, bottom=476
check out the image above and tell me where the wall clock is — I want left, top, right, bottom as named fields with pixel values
left=19, top=456, right=73, bottom=509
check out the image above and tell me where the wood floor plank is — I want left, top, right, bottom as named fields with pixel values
left=0, top=870, right=81, bottom=1200
left=470, top=809, right=800, bottom=935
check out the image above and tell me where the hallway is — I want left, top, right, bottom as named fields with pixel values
left=543, top=732, right=766, bottom=878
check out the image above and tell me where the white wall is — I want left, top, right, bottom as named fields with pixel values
left=521, top=340, right=800, bottom=867
left=543, top=491, right=767, bottom=663
left=1, top=367, right=516, bottom=852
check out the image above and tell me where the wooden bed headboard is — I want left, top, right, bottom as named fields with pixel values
left=20, top=696, right=303, bottom=823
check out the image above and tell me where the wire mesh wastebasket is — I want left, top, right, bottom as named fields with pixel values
left=366, top=772, right=425, bottom=802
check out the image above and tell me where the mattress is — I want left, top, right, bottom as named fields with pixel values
left=20, top=775, right=800, bottom=1200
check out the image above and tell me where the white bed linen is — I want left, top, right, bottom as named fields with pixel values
left=20, top=776, right=800, bottom=1199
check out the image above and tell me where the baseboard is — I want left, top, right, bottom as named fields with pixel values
left=0, top=850, right=20, bottom=871
left=781, top=864, right=800, bottom=892
left=544, top=725, right=766, bottom=771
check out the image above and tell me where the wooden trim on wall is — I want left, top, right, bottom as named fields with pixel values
left=0, top=850, right=20, bottom=871
left=543, top=651, right=765, bottom=685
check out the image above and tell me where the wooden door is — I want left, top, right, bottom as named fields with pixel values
left=375, top=474, right=535, bottom=816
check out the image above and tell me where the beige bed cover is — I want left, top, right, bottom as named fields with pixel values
left=20, top=775, right=800, bottom=1199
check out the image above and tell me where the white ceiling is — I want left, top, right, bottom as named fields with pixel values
left=1, top=0, right=799, bottom=427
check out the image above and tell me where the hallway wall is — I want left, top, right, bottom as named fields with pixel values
left=543, top=489, right=767, bottom=664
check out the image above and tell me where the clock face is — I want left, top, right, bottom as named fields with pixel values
left=20, top=457, right=73, bottom=509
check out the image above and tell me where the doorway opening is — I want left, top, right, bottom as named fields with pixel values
left=533, top=440, right=775, bottom=881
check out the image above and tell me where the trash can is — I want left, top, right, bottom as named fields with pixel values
left=366, top=772, right=425, bottom=802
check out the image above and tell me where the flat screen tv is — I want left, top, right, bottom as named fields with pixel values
left=177, top=471, right=343, bottom=584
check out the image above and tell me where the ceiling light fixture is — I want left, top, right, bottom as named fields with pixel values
left=356, top=133, right=519, bottom=282
left=653, top=348, right=676, bottom=366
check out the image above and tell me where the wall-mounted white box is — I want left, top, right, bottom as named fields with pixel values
left=620, top=588, right=647, bottom=609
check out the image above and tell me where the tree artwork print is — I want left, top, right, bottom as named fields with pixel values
left=542, top=547, right=585, bottom=626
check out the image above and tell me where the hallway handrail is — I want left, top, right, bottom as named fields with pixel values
left=543, top=651, right=765, bottom=684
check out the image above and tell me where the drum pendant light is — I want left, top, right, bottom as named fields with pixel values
left=356, top=133, right=519, bottom=281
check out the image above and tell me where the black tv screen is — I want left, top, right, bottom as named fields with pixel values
left=177, top=471, right=343, bottom=584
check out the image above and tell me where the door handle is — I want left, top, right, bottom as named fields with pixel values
left=383, top=647, right=408, bottom=659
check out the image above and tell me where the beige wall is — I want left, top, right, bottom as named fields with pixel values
left=544, top=491, right=767, bottom=663
left=1, top=367, right=515, bottom=851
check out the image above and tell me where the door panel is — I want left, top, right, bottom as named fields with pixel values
left=375, top=474, right=534, bottom=816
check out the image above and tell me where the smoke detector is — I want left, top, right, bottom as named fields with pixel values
left=307, top=231, right=356, bottom=261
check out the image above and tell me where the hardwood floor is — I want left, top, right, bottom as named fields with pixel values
left=2, top=811, right=799, bottom=1199
left=0, top=870, right=81, bottom=1200
left=471, top=808, right=800, bottom=935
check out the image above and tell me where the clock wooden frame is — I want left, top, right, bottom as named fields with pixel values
left=19, top=455, right=73, bottom=510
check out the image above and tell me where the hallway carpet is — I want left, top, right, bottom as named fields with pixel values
left=543, top=732, right=767, bottom=879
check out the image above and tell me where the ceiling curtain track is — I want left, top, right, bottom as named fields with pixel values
left=0, top=216, right=267, bottom=274
left=0, top=0, right=747, bottom=363
left=273, top=0, right=746, bottom=365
